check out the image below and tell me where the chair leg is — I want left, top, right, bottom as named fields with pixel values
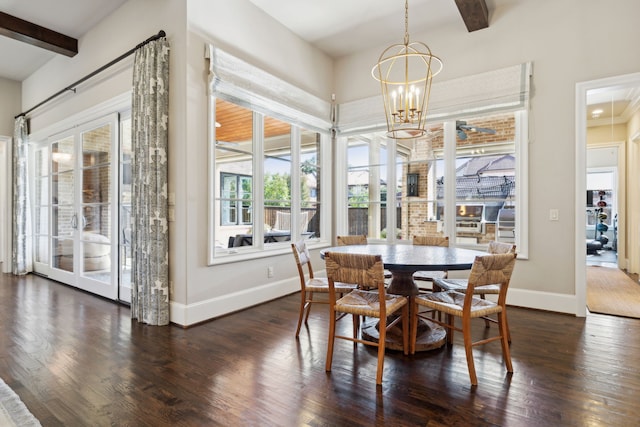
left=325, top=309, right=337, bottom=373
left=481, top=295, right=491, bottom=328
left=410, top=301, right=419, bottom=355
left=376, top=316, right=386, bottom=385
left=505, top=311, right=512, bottom=343
left=352, top=314, right=360, bottom=346
left=401, top=303, right=409, bottom=356
left=304, top=292, right=314, bottom=323
left=499, top=310, right=513, bottom=373
left=295, top=292, right=308, bottom=337
left=446, top=314, right=454, bottom=345
left=481, top=310, right=512, bottom=343
left=462, top=315, right=477, bottom=386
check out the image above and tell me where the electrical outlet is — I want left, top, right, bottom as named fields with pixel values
left=267, top=266, right=274, bottom=278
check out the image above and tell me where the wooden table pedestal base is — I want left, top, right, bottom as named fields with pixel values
left=361, top=317, right=446, bottom=352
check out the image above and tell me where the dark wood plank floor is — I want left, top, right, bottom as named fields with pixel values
left=1, top=273, right=639, bottom=426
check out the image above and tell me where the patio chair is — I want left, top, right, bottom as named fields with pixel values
left=274, top=211, right=311, bottom=232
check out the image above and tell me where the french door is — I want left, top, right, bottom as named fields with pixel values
left=33, top=114, right=126, bottom=300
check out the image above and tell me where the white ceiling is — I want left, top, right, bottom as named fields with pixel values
left=247, top=0, right=465, bottom=59
left=0, top=0, right=127, bottom=81
left=1, top=0, right=638, bottom=124
left=0, top=0, right=471, bottom=81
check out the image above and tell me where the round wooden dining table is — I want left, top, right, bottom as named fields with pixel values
left=320, top=244, right=485, bottom=351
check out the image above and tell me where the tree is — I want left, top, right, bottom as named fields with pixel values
left=263, top=173, right=290, bottom=206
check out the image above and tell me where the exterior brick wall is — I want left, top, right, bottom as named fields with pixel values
left=401, top=113, right=515, bottom=242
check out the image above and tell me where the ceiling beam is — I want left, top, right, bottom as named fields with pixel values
left=0, top=11, right=78, bottom=57
left=454, top=0, right=489, bottom=32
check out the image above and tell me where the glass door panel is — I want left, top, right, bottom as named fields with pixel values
left=51, top=137, right=75, bottom=273
left=119, top=115, right=132, bottom=303
left=33, top=146, right=50, bottom=265
left=80, top=124, right=113, bottom=285
left=36, top=115, right=118, bottom=301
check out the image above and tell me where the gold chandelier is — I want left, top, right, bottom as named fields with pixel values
left=372, top=0, right=443, bottom=139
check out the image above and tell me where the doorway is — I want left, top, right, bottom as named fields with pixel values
left=586, top=165, right=618, bottom=267
left=32, top=113, right=132, bottom=302
left=32, top=114, right=124, bottom=300
left=576, top=72, right=640, bottom=316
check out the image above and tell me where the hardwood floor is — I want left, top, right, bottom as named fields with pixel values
left=1, top=273, right=639, bottom=426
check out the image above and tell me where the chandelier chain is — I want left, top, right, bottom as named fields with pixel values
left=404, top=0, right=410, bottom=46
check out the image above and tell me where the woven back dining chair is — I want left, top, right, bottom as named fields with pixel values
left=324, top=251, right=408, bottom=385
left=291, top=241, right=356, bottom=338
left=337, top=234, right=393, bottom=281
left=412, top=235, right=450, bottom=292
left=433, top=241, right=516, bottom=340
left=488, top=240, right=517, bottom=254
left=411, top=252, right=517, bottom=386
left=336, top=234, right=368, bottom=246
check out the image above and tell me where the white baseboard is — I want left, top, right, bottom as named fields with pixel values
left=169, top=278, right=582, bottom=327
left=507, top=287, right=579, bottom=316
left=170, top=277, right=299, bottom=326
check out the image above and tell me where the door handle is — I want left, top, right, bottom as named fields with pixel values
left=71, top=214, right=78, bottom=229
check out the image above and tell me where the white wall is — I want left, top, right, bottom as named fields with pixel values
left=0, top=78, right=20, bottom=272
left=23, top=0, right=183, bottom=133
left=17, top=0, right=640, bottom=324
left=19, top=0, right=333, bottom=325
left=0, top=136, right=11, bottom=272
left=174, top=0, right=334, bottom=324
left=335, top=0, right=640, bottom=304
left=626, top=111, right=640, bottom=274
left=0, top=77, right=21, bottom=135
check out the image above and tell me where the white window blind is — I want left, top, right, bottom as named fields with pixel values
left=205, top=44, right=332, bottom=133
left=337, top=62, right=532, bottom=135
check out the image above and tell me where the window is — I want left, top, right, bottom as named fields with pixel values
left=438, top=113, right=517, bottom=246
left=210, top=97, right=328, bottom=258
left=337, top=110, right=527, bottom=252
left=345, top=136, right=395, bottom=239
left=335, top=63, right=530, bottom=255
left=207, top=45, right=332, bottom=262
left=220, top=173, right=252, bottom=226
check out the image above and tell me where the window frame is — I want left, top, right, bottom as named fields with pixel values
left=208, top=97, right=331, bottom=264
left=219, top=172, right=253, bottom=226
left=336, top=110, right=529, bottom=257
left=206, top=44, right=333, bottom=265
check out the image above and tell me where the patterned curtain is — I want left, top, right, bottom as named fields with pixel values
left=131, top=37, right=170, bottom=325
left=12, top=116, right=32, bottom=275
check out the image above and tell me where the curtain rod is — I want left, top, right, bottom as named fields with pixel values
left=15, top=30, right=166, bottom=119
